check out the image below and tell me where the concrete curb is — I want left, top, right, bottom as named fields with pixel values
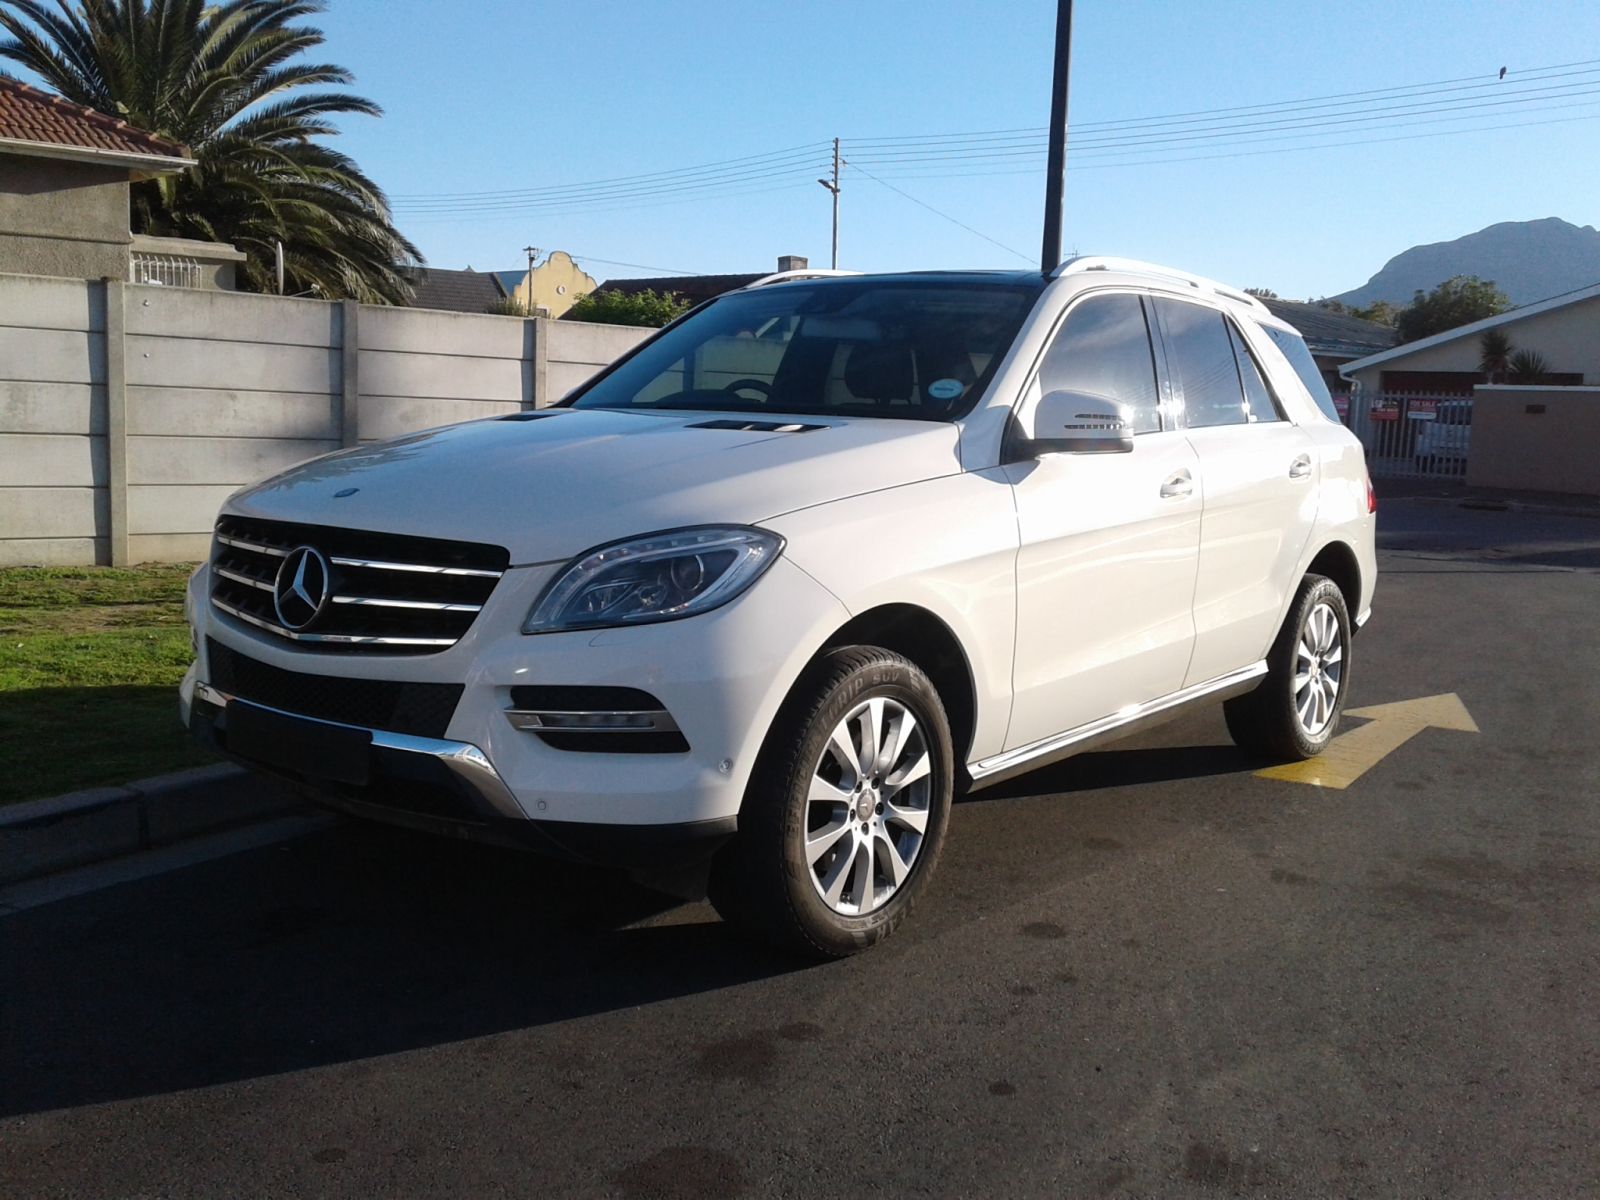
left=0, top=764, right=306, bottom=887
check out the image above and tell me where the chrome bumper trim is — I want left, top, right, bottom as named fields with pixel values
left=967, top=660, right=1269, bottom=788
left=193, top=681, right=525, bottom=820
left=504, top=707, right=681, bottom=734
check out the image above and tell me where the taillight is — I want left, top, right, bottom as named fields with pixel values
left=1366, top=476, right=1377, bottom=514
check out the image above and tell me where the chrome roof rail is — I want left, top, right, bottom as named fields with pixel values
left=739, top=268, right=864, bottom=290
left=1054, top=256, right=1269, bottom=312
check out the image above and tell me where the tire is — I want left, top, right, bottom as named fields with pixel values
left=1224, top=574, right=1352, bottom=761
left=708, top=645, right=954, bottom=958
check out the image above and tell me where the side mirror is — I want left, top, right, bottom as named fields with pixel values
left=1022, top=389, right=1135, bottom=456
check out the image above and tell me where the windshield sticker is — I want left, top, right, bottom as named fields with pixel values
left=927, top=378, right=966, bottom=400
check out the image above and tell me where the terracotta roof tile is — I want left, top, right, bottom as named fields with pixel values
left=0, top=79, right=190, bottom=161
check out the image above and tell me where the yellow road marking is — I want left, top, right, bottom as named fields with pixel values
left=1255, top=693, right=1479, bottom=790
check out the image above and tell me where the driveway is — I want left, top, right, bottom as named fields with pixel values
left=4, top=498, right=1598, bottom=1198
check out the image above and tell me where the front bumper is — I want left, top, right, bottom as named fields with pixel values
left=183, top=671, right=738, bottom=867
left=182, top=553, right=852, bottom=864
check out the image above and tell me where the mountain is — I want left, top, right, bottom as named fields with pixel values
left=1333, top=218, right=1600, bottom=307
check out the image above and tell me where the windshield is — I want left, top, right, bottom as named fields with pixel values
left=565, top=279, right=1041, bottom=422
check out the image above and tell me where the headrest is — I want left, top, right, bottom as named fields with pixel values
left=844, top=343, right=915, bottom=402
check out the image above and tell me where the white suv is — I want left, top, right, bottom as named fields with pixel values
left=181, top=257, right=1376, bottom=956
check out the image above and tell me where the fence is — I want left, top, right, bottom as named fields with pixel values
left=0, top=272, right=650, bottom=566
left=1347, top=391, right=1475, bottom=480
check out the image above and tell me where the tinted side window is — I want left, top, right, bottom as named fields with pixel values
left=1037, top=294, right=1161, bottom=434
left=1156, top=299, right=1248, bottom=428
left=1227, top=321, right=1282, bottom=423
left=1262, top=325, right=1341, bottom=422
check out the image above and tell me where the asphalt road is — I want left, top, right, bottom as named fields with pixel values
left=4, top=498, right=1599, bottom=1198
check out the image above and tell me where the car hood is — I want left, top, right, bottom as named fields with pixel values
left=226, top=408, right=962, bottom=562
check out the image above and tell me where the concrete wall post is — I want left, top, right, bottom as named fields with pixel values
left=103, top=277, right=129, bottom=567
left=339, top=299, right=360, bottom=447
left=530, top=315, right=549, bottom=409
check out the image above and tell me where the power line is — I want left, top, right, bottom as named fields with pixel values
left=857, top=107, right=1600, bottom=180
left=846, top=162, right=1031, bottom=263
left=561, top=252, right=700, bottom=276
left=855, top=96, right=1600, bottom=175
left=398, top=179, right=819, bottom=224
left=392, top=141, right=831, bottom=201
left=392, top=153, right=829, bottom=214
left=847, top=56, right=1600, bottom=142
left=845, top=74, right=1600, bottom=163
left=387, top=58, right=1599, bottom=218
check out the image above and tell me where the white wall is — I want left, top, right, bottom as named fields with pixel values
left=0, top=274, right=108, bottom=565
left=0, top=273, right=650, bottom=565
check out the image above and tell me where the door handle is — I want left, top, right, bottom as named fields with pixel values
left=1160, top=469, right=1194, bottom=499
left=1288, top=454, right=1313, bottom=480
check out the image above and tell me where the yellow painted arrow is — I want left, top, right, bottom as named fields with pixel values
left=1255, top=693, right=1479, bottom=790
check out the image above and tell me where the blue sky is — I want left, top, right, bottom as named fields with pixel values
left=314, top=1, right=1599, bottom=296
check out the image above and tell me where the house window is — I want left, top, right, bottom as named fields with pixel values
left=130, top=253, right=202, bottom=289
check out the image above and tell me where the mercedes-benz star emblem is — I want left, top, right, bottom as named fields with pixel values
left=273, top=545, right=332, bottom=631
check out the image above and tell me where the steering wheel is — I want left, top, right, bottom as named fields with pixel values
left=722, top=378, right=772, bottom=400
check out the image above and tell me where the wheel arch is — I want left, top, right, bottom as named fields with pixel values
left=816, top=604, right=979, bottom=769
left=1304, top=539, right=1362, bottom=619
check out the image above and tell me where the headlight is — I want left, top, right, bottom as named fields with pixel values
left=523, top=526, right=784, bottom=634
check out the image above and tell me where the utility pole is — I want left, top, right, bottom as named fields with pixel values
left=816, top=137, right=841, bottom=269
left=1039, top=0, right=1074, bottom=274
left=522, top=245, right=539, bottom=312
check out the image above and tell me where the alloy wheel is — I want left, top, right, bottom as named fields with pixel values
left=1295, top=601, right=1344, bottom=737
left=804, top=696, right=933, bottom=916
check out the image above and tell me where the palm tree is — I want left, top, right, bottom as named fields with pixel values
left=0, top=0, right=420, bottom=303
left=1477, top=329, right=1513, bottom=383
left=1506, top=349, right=1551, bottom=384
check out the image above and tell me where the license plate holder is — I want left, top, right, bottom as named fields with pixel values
left=227, top=701, right=372, bottom=786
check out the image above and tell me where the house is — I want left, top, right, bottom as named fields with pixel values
left=485, top=251, right=600, bottom=318
left=0, top=80, right=244, bottom=288
left=1260, top=299, right=1397, bottom=399
left=1339, top=283, right=1600, bottom=397
left=594, top=255, right=812, bottom=305
left=406, top=266, right=507, bottom=313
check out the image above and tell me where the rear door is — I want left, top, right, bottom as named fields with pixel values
left=1004, top=291, right=1201, bottom=750
left=1151, top=298, right=1319, bottom=686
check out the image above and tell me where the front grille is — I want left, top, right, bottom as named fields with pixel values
left=207, top=639, right=462, bottom=738
left=210, top=515, right=509, bottom=655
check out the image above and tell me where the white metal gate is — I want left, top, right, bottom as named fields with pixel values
left=1348, top=391, right=1473, bottom=479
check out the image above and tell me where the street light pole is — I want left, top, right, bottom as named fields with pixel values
left=1039, top=0, right=1074, bottom=274
left=817, top=137, right=841, bottom=269
left=522, top=244, right=539, bottom=312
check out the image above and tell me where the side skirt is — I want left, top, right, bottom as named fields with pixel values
left=965, top=661, right=1268, bottom=791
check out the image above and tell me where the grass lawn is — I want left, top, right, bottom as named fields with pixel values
left=0, top=563, right=216, bottom=805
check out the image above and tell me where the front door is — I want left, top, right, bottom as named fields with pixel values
left=1004, top=292, right=1202, bottom=751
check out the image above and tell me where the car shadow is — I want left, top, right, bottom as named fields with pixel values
left=965, top=742, right=1264, bottom=804
left=0, top=821, right=801, bottom=1117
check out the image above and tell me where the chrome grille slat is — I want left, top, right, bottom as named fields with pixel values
left=209, top=516, right=508, bottom=656
left=214, top=565, right=275, bottom=593
left=216, top=533, right=289, bottom=557
left=331, top=596, right=483, bottom=613
left=212, top=598, right=460, bottom=646
left=329, top=556, right=502, bottom=579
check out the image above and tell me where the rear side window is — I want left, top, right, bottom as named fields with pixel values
left=1227, top=321, right=1283, bottom=423
left=1262, top=325, right=1341, bottom=421
left=1155, top=298, right=1248, bottom=428
left=1037, top=293, right=1161, bottom=434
